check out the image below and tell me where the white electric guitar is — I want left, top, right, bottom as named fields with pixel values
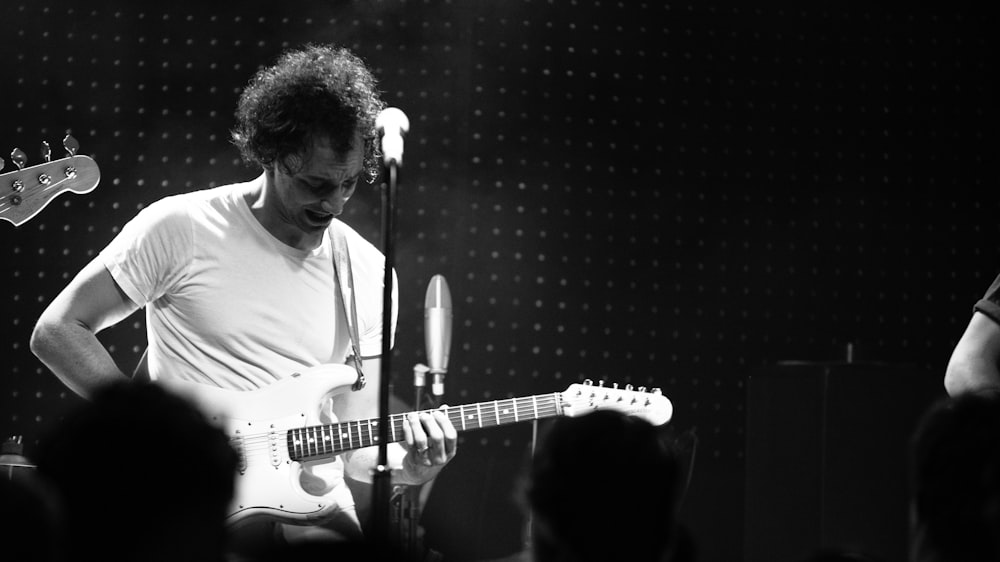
left=160, top=365, right=673, bottom=528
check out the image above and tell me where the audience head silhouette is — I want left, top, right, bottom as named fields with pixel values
left=523, top=409, right=685, bottom=562
left=34, top=381, right=238, bottom=562
left=909, top=393, right=1000, bottom=562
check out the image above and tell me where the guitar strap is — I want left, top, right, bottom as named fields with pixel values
left=329, top=221, right=366, bottom=391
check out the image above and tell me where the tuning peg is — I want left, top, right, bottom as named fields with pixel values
left=63, top=134, right=80, bottom=157
left=10, top=148, right=26, bottom=170
left=41, top=141, right=51, bottom=163
left=0, top=156, right=4, bottom=172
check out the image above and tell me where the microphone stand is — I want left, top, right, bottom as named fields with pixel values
left=371, top=159, right=398, bottom=548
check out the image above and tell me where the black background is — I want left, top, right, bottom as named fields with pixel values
left=1, top=3, right=995, bottom=561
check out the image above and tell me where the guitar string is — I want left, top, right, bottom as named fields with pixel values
left=0, top=174, right=74, bottom=212
left=231, top=391, right=654, bottom=459
left=232, top=390, right=650, bottom=449
left=235, top=402, right=567, bottom=451
left=233, top=397, right=571, bottom=455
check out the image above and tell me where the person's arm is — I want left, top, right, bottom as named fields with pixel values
left=944, top=311, right=1000, bottom=396
left=30, top=257, right=141, bottom=399
left=335, top=357, right=457, bottom=485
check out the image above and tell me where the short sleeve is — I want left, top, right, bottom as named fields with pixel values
left=99, top=197, right=194, bottom=307
left=974, top=273, right=1000, bottom=325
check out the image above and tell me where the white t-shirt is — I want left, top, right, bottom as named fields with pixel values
left=99, top=176, right=398, bottom=528
left=100, top=176, right=396, bottom=390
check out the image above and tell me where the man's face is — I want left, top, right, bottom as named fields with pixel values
left=271, top=134, right=364, bottom=236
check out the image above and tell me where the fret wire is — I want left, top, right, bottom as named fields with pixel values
left=496, top=398, right=511, bottom=423
left=393, top=414, right=406, bottom=439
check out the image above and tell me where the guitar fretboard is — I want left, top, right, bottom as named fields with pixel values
left=287, top=392, right=565, bottom=461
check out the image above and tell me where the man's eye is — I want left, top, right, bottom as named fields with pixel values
left=300, top=179, right=327, bottom=193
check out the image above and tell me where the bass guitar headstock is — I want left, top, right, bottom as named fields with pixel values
left=0, top=134, right=100, bottom=227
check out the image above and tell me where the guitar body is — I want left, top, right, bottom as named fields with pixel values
left=160, top=365, right=360, bottom=527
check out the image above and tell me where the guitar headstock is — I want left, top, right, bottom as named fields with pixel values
left=0, top=134, right=100, bottom=227
left=561, top=379, right=673, bottom=425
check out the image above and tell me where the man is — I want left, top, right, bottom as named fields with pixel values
left=29, top=44, right=456, bottom=547
left=945, top=274, right=1000, bottom=396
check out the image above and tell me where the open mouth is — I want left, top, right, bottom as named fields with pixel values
left=305, top=209, right=335, bottom=225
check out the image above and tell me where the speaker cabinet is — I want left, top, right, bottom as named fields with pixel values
left=745, top=362, right=944, bottom=562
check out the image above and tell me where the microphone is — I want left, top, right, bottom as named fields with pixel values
left=375, top=107, right=410, bottom=167
left=424, top=275, right=452, bottom=397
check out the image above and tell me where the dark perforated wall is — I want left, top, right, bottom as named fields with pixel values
left=1, top=3, right=995, bottom=561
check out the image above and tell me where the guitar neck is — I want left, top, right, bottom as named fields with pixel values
left=288, top=392, right=565, bottom=462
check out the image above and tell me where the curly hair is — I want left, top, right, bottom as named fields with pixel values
left=231, top=44, right=385, bottom=183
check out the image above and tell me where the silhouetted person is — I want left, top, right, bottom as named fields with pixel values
left=909, top=393, right=1000, bottom=561
left=33, top=382, right=239, bottom=562
left=796, top=547, right=886, bottom=562
left=521, top=410, right=691, bottom=562
left=0, top=467, right=63, bottom=562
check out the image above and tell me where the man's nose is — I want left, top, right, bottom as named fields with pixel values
left=320, top=199, right=339, bottom=213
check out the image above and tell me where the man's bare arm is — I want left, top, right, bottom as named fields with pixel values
left=945, top=311, right=1000, bottom=397
left=30, top=257, right=141, bottom=399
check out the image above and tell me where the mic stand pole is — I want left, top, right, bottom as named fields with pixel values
left=372, top=159, right=399, bottom=549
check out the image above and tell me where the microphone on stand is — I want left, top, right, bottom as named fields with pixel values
left=375, top=107, right=410, bottom=167
left=424, top=275, right=453, bottom=397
